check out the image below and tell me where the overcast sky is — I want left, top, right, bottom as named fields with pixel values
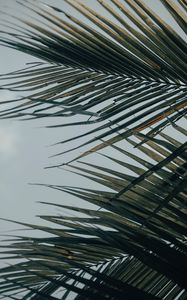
left=0, top=0, right=115, bottom=236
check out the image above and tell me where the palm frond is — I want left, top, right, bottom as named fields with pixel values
left=0, top=0, right=186, bottom=154
left=0, top=128, right=186, bottom=299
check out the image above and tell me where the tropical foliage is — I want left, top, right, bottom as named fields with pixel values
left=0, top=0, right=187, bottom=299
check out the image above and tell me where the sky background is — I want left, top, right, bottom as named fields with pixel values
left=0, top=0, right=186, bottom=255
left=0, top=0, right=117, bottom=236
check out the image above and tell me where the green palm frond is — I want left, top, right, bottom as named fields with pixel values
left=0, top=0, right=186, bottom=154
left=0, top=128, right=186, bottom=299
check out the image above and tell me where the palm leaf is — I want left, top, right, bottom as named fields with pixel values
left=0, top=0, right=186, bottom=154
left=0, top=129, right=187, bottom=299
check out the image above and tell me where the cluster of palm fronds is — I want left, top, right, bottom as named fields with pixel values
left=0, top=0, right=187, bottom=299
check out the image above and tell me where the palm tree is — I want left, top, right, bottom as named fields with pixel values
left=0, top=0, right=186, bottom=299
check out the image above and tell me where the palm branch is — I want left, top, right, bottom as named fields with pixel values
left=0, top=0, right=186, bottom=155
left=0, top=0, right=187, bottom=299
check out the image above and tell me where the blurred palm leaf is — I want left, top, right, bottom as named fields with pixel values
left=0, top=0, right=187, bottom=299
